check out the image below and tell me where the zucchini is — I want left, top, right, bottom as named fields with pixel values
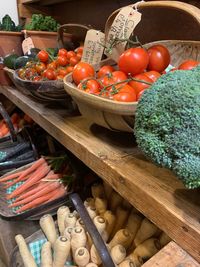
left=3, top=54, right=19, bottom=69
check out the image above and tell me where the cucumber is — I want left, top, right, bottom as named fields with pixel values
left=14, top=56, right=31, bottom=70
left=3, top=54, right=19, bottom=69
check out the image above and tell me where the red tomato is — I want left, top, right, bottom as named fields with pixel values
left=178, top=60, right=199, bottom=70
left=147, top=45, right=170, bottom=72
left=33, top=76, right=42, bottom=82
left=47, top=61, right=57, bottom=69
left=144, top=71, right=161, bottom=82
left=76, top=53, right=82, bottom=61
left=67, top=51, right=76, bottom=59
left=76, top=46, right=84, bottom=54
left=69, top=56, right=79, bottom=66
left=57, top=56, right=68, bottom=66
left=35, top=62, right=46, bottom=74
left=129, top=73, right=153, bottom=95
left=137, top=89, right=145, bottom=101
left=58, top=68, right=68, bottom=77
left=72, top=62, right=95, bottom=85
left=97, top=65, right=115, bottom=78
left=66, top=66, right=74, bottom=74
left=119, top=84, right=137, bottom=97
left=78, top=79, right=101, bottom=94
left=57, top=75, right=64, bottom=80
left=100, top=71, right=128, bottom=90
left=44, top=69, right=56, bottom=80
left=37, top=50, right=49, bottom=63
left=113, top=92, right=137, bottom=102
left=58, top=48, right=68, bottom=57
left=25, top=68, right=37, bottom=80
left=118, top=47, right=149, bottom=76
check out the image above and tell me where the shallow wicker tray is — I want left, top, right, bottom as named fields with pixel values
left=64, top=40, right=200, bottom=132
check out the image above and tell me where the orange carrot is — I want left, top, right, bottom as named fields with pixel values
left=15, top=189, right=61, bottom=213
left=47, top=186, right=66, bottom=202
left=16, top=182, right=48, bottom=201
left=7, top=164, right=51, bottom=200
left=9, top=181, right=61, bottom=208
left=0, top=171, right=25, bottom=183
left=17, top=157, right=46, bottom=181
left=11, top=113, right=20, bottom=124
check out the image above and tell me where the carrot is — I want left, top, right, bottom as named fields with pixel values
left=17, top=157, right=46, bottom=181
left=11, top=113, right=20, bottom=124
left=9, top=181, right=61, bottom=208
left=4, top=174, right=31, bottom=189
left=0, top=170, right=25, bottom=183
left=0, top=126, right=9, bottom=137
left=15, top=189, right=58, bottom=213
left=47, top=186, right=66, bottom=202
left=15, top=182, right=48, bottom=201
left=7, top=164, right=51, bottom=200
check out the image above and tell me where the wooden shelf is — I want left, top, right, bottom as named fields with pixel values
left=21, top=0, right=72, bottom=5
left=0, top=85, right=199, bottom=263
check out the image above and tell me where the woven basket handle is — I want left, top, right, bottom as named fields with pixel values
left=57, top=23, right=91, bottom=49
left=0, top=102, right=17, bottom=142
left=69, top=193, right=115, bottom=267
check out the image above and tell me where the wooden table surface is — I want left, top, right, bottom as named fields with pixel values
left=0, top=85, right=199, bottom=263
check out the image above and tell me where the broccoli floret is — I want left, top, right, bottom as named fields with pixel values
left=134, top=66, right=200, bottom=189
left=25, top=14, right=59, bottom=32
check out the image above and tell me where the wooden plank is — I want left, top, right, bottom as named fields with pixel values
left=18, top=3, right=52, bottom=18
left=143, top=241, right=200, bottom=267
left=20, top=0, right=40, bottom=3
left=0, top=85, right=199, bottom=263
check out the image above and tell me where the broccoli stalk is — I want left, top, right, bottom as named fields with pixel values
left=134, top=66, right=200, bottom=189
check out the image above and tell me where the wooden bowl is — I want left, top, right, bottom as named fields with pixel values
left=64, top=40, right=200, bottom=132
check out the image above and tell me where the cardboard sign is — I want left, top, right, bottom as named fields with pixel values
left=22, top=37, right=35, bottom=55
left=105, top=6, right=141, bottom=61
left=81, top=29, right=105, bottom=65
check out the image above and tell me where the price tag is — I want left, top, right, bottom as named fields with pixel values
left=105, top=6, right=142, bottom=61
left=81, top=30, right=105, bottom=65
left=22, top=37, right=35, bottom=55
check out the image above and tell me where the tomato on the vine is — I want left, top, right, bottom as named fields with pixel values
left=37, top=50, right=49, bottom=63
left=147, top=45, right=170, bottom=72
left=144, top=71, right=161, bottom=82
left=76, top=46, right=84, bottom=54
left=78, top=79, right=101, bottom=94
left=57, top=56, right=68, bottom=66
left=72, top=62, right=95, bottom=85
left=119, top=84, right=137, bottom=99
left=113, top=92, right=137, bottom=102
left=67, top=51, right=76, bottom=59
left=35, top=62, right=46, bottom=74
left=100, top=71, right=127, bottom=90
left=44, top=69, right=57, bottom=80
left=69, top=56, right=79, bottom=66
left=118, top=47, right=149, bottom=76
left=58, top=68, right=68, bottom=77
left=66, top=66, right=74, bottom=74
left=129, top=73, right=153, bottom=95
left=178, top=60, right=199, bottom=70
left=33, top=76, right=42, bottom=82
left=97, top=65, right=115, bottom=78
left=47, top=61, right=57, bottom=70
left=25, top=68, right=37, bottom=80
left=58, top=48, right=68, bottom=57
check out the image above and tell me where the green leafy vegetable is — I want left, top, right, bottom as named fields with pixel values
left=25, top=14, right=60, bottom=32
left=0, top=15, right=22, bottom=32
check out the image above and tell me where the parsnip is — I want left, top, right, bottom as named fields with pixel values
left=128, top=253, right=143, bottom=267
left=95, top=197, right=107, bottom=215
left=159, top=232, right=171, bottom=247
left=119, top=259, right=141, bottom=267
left=84, top=198, right=95, bottom=208
left=91, top=183, right=105, bottom=199
left=85, top=263, right=98, bottom=267
left=109, top=229, right=133, bottom=250
left=122, top=198, right=132, bottom=210
left=86, top=232, right=93, bottom=251
left=90, top=244, right=102, bottom=265
left=71, top=226, right=87, bottom=256
left=40, top=214, right=57, bottom=246
left=110, top=191, right=123, bottom=212
left=133, top=238, right=161, bottom=261
left=64, top=212, right=77, bottom=228
left=53, top=236, right=70, bottom=267
left=74, top=247, right=90, bottom=267
left=93, top=216, right=108, bottom=242
left=103, top=180, right=113, bottom=201
left=110, top=245, right=126, bottom=264
left=76, top=218, right=85, bottom=230
left=86, top=206, right=97, bottom=219
left=111, top=206, right=130, bottom=238
left=41, top=241, right=53, bottom=267
left=103, top=210, right=116, bottom=240
left=15, top=234, right=37, bottom=267
left=126, top=212, right=143, bottom=238
left=63, top=226, right=73, bottom=240
left=57, top=206, right=70, bottom=235
left=133, top=218, right=158, bottom=246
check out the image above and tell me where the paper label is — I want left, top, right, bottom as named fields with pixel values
left=22, top=37, right=35, bottom=55
left=81, top=30, right=105, bottom=65
left=105, top=6, right=142, bottom=61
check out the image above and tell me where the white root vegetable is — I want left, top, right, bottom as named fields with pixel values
left=103, top=181, right=113, bottom=201
left=91, top=183, right=105, bottom=199
left=103, top=210, right=116, bottom=240
left=63, top=226, right=73, bottom=240
left=126, top=212, right=143, bottom=238
left=133, top=218, right=158, bottom=247
left=133, top=238, right=161, bottom=261
left=109, top=191, right=123, bottom=212
left=84, top=198, right=95, bottom=208
left=90, top=244, right=102, bottom=265
left=86, top=232, right=93, bottom=251
left=74, top=247, right=90, bottom=267
left=71, top=226, right=87, bottom=256
left=57, top=206, right=70, bottom=236
left=41, top=241, right=53, bottom=267
left=86, top=206, right=97, bottom=220
left=159, top=232, right=171, bottom=247
left=119, top=259, right=141, bottom=267
left=39, top=214, right=57, bottom=246
left=109, top=229, right=133, bottom=250
left=93, top=216, right=108, bottom=242
left=110, top=245, right=126, bottom=264
left=85, top=263, right=98, bottom=267
left=65, top=212, right=77, bottom=228
left=15, top=234, right=37, bottom=267
left=53, top=236, right=70, bottom=267
left=111, top=206, right=130, bottom=238
left=95, top=197, right=107, bottom=215
left=76, top=218, right=85, bottom=230
left=128, top=253, right=143, bottom=267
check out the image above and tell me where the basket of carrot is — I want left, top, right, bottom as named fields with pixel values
left=0, top=155, right=75, bottom=219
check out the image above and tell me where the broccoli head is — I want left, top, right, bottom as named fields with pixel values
left=134, top=66, right=200, bottom=189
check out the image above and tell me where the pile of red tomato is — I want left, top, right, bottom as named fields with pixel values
left=72, top=45, right=199, bottom=102
left=18, top=47, right=83, bottom=81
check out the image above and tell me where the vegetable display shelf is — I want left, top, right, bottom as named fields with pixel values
left=21, top=0, right=73, bottom=5
left=0, top=85, right=199, bottom=264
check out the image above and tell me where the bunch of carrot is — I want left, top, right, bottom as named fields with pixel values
left=0, top=157, right=68, bottom=213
